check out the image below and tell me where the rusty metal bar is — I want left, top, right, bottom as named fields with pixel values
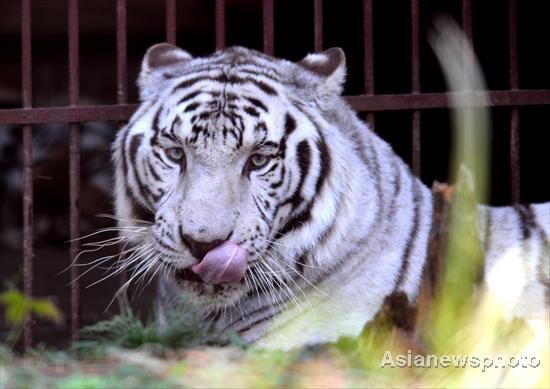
left=0, top=104, right=137, bottom=125
left=462, top=0, right=473, bottom=42
left=509, top=0, right=520, bottom=203
left=262, top=0, right=274, bottom=55
left=68, top=0, right=81, bottom=341
left=166, top=0, right=176, bottom=44
left=314, top=0, right=323, bottom=51
left=2, top=90, right=550, bottom=125
left=411, top=0, right=421, bottom=176
left=116, top=0, right=129, bottom=286
left=346, top=90, right=550, bottom=111
left=21, top=0, right=34, bottom=351
left=116, top=0, right=127, bottom=105
left=363, top=0, right=375, bottom=128
left=215, top=0, right=226, bottom=50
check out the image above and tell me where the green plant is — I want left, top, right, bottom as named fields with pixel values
left=77, top=302, right=224, bottom=355
left=0, top=288, right=62, bottom=347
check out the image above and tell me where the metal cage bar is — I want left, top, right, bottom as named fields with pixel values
left=411, top=0, right=421, bottom=176
left=263, top=0, right=274, bottom=55
left=116, top=0, right=128, bottom=106
left=68, top=0, right=81, bottom=341
left=21, top=0, right=34, bottom=351
left=314, top=0, right=323, bottom=51
left=166, top=0, right=177, bottom=44
left=216, top=0, right=226, bottom=50
left=116, top=0, right=129, bottom=286
left=509, top=0, right=520, bottom=203
left=462, top=0, right=473, bottom=42
left=363, top=0, right=375, bottom=129
left=2, top=90, right=550, bottom=125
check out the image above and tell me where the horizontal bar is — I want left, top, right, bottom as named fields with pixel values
left=346, top=90, right=550, bottom=111
left=1, top=90, right=550, bottom=125
left=0, top=104, right=137, bottom=124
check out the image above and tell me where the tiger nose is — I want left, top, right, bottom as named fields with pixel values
left=180, top=234, right=225, bottom=261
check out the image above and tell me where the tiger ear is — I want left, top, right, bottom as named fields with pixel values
left=138, top=43, right=193, bottom=101
left=298, top=47, right=346, bottom=96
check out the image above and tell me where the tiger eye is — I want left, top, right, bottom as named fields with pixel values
left=250, top=154, right=268, bottom=168
left=167, top=147, right=184, bottom=162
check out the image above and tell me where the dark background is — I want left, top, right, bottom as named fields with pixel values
left=1, top=0, right=549, bottom=348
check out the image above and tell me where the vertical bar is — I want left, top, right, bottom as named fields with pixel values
left=313, top=0, right=323, bottom=51
left=21, top=0, right=34, bottom=351
left=411, top=0, right=421, bottom=177
left=462, top=0, right=473, bottom=42
left=215, top=0, right=226, bottom=50
left=363, top=0, right=375, bottom=128
left=262, top=0, right=274, bottom=55
left=117, top=0, right=129, bottom=286
left=509, top=0, right=520, bottom=202
left=166, top=0, right=176, bottom=44
left=68, top=0, right=81, bottom=340
left=116, top=0, right=127, bottom=105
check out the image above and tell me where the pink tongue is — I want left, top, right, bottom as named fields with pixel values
left=191, top=241, right=249, bottom=284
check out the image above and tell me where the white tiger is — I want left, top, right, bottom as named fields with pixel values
left=112, top=43, right=549, bottom=350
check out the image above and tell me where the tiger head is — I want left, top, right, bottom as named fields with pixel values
left=113, top=44, right=348, bottom=309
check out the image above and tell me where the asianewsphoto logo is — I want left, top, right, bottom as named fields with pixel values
left=380, top=350, right=541, bottom=373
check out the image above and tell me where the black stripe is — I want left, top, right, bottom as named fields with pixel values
left=169, top=116, right=181, bottom=138
left=147, top=161, right=162, bottom=182
left=243, top=106, right=260, bottom=117
left=258, top=161, right=279, bottom=178
left=159, top=131, right=178, bottom=143
left=269, top=165, right=286, bottom=189
left=242, top=77, right=277, bottom=96
left=177, top=90, right=201, bottom=105
left=129, top=134, right=144, bottom=174
left=515, top=204, right=550, bottom=306
left=365, top=137, right=384, bottom=225
left=129, top=134, right=155, bottom=209
left=254, top=121, right=267, bottom=135
left=120, top=126, right=130, bottom=177
left=278, top=113, right=296, bottom=160
left=174, top=76, right=212, bottom=92
left=252, top=195, right=270, bottom=225
left=394, top=178, right=422, bottom=290
left=314, top=135, right=331, bottom=194
left=244, top=96, right=268, bottom=112
left=515, top=204, right=534, bottom=240
left=173, top=74, right=278, bottom=96
left=184, top=102, right=200, bottom=113
left=152, top=107, right=162, bottom=136
left=276, top=142, right=313, bottom=237
left=288, top=141, right=310, bottom=208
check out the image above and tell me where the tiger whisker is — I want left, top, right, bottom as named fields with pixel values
left=264, top=241, right=325, bottom=270
left=252, top=249, right=304, bottom=313
left=84, top=243, right=155, bottom=289
left=262, top=253, right=313, bottom=312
